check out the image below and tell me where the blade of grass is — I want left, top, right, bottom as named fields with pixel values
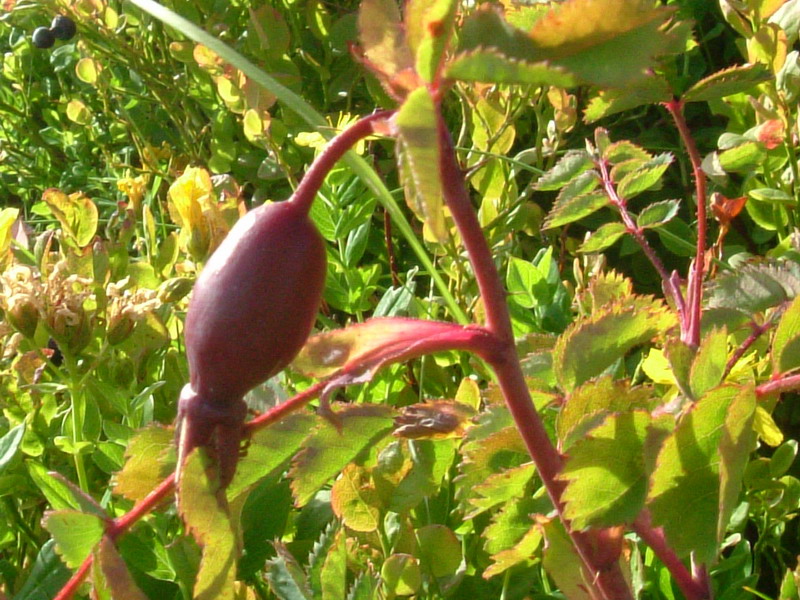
left=126, top=0, right=468, bottom=325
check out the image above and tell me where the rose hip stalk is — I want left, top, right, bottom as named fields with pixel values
left=177, top=111, right=390, bottom=488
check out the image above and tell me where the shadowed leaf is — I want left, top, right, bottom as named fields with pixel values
left=114, top=425, right=175, bottom=503
left=93, top=536, right=148, bottom=600
left=683, top=63, right=772, bottom=103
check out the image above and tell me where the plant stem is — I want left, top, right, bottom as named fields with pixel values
left=664, top=99, right=707, bottom=349
left=756, top=372, right=800, bottom=397
left=633, top=512, right=710, bottom=600
left=596, top=158, right=686, bottom=320
left=436, top=110, right=633, bottom=600
left=724, top=319, right=775, bottom=378
left=291, top=111, right=393, bottom=214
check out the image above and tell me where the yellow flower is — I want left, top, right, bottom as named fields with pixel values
left=117, top=174, right=149, bottom=214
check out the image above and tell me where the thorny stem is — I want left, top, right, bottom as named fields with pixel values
left=291, top=110, right=394, bottom=214
left=633, top=512, right=710, bottom=600
left=437, top=110, right=633, bottom=600
left=596, top=158, right=687, bottom=321
left=724, top=319, right=775, bottom=378
left=664, top=99, right=707, bottom=349
left=757, top=373, right=800, bottom=397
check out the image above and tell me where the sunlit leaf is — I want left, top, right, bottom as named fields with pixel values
left=42, top=189, right=98, bottom=247
left=405, top=0, right=458, bottom=83
left=754, top=405, right=784, bottom=446
left=616, top=153, right=673, bottom=200
left=446, top=49, right=576, bottom=86
left=331, top=463, right=381, bottom=532
left=648, top=385, right=756, bottom=563
left=42, top=510, right=105, bottom=569
left=603, top=140, right=652, bottom=164
left=0, top=423, right=25, bottom=475
left=75, top=57, right=100, bottom=84
left=690, top=327, right=728, bottom=398
left=773, top=296, right=800, bottom=374
left=395, top=88, right=447, bottom=242
left=541, top=518, right=593, bottom=600
left=683, top=63, right=772, bottom=102
left=578, top=222, right=627, bottom=253
left=584, top=78, right=673, bottom=122
left=28, top=462, right=107, bottom=517
left=483, top=523, right=542, bottom=579
left=718, top=141, right=767, bottom=172
left=467, top=462, right=536, bottom=518
left=381, top=553, right=422, bottom=596
left=544, top=191, right=609, bottom=230
left=114, top=425, right=175, bottom=503
left=560, top=411, right=651, bottom=528
left=554, top=296, right=677, bottom=391
left=637, top=199, right=680, bottom=229
left=358, top=0, right=414, bottom=87
left=535, top=150, right=593, bottom=191
left=66, top=99, right=91, bottom=125
left=289, top=405, right=394, bottom=506
left=178, top=450, right=237, bottom=600
left=748, top=188, right=795, bottom=203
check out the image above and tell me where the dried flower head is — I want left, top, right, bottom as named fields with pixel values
left=0, top=264, right=44, bottom=337
left=105, top=277, right=161, bottom=344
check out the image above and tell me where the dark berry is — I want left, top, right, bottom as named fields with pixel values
left=32, top=26, right=55, bottom=49
left=50, top=15, right=76, bottom=41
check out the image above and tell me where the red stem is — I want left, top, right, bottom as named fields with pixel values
left=724, top=319, right=774, bottom=379
left=664, top=100, right=707, bottom=349
left=757, top=372, right=800, bottom=397
left=291, top=110, right=393, bottom=214
left=436, top=107, right=633, bottom=600
left=633, top=512, right=710, bottom=600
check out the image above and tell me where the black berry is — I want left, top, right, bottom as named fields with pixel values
left=50, top=15, right=76, bottom=41
left=32, top=26, right=55, bottom=49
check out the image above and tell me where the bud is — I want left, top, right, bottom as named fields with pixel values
left=157, top=277, right=194, bottom=304
left=6, top=299, right=39, bottom=338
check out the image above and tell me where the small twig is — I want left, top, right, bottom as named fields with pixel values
left=663, top=99, right=707, bottom=349
left=723, top=319, right=775, bottom=379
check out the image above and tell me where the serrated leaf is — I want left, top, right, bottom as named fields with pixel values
left=603, top=140, right=653, bottom=164
left=585, top=269, right=634, bottom=311
left=584, top=77, right=672, bottom=122
left=347, top=572, right=379, bottom=600
left=114, top=425, right=175, bottom=503
left=578, top=222, right=627, bottom=253
left=541, top=518, right=593, bottom=600
left=267, top=542, right=313, bottom=600
left=178, top=450, right=237, bottom=600
left=690, top=327, right=729, bottom=398
left=445, top=48, right=576, bottom=86
left=544, top=191, right=609, bottom=230
left=289, top=405, right=394, bottom=506
left=683, top=63, right=772, bottom=103
left=227, top=413, right=316, bottom=501
left=41, top=189, right=98, bottom=247
left=637, top=199, right=680, bottom=229
left=357, top=0, right=414, bottom=83
left=536, top=150, right=593, bottom=191
left=648, top=385, right=755, bottom=563
left=557, top=376, right=655, bottom=451
left=42, top=510, right=105, bottom=569
left=554, top=296, right=677, bottom=391
left=395, top=87, right=447, bottom=242
left=94, top=536, right=148, bottom=600
left=331, top=464, right=381, bottom=532
left=406, top=0, right=458, bottom=83
left=320, top=527, right=347, bottom=600
left=467, top=462, right=536, bottom=518
left=560, top=411, right=651, bottom=529
left=483, top=524, right=542, bottom=579
left=416, top=524, right=461, bottom=578
left=773, top=296, right=800, bottom=374
left=706, top=260, right=800, bottom=313
left=616, top=153, right=673, bottom=200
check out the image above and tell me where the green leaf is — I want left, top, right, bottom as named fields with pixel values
left=544, top=191, right=609, bottom=230
left=42, top=510, right=105, bottom=569
left=93, top=536, right=148, bottom=600
left=114, top=425, right=175, bottom=504
left=445, top=49, right=576, bottom=86
left=637, top=199, right=681, bottom=229
left=690, top=327, right=729, bottom=398
left=11, top=540, right=71, bottom=600
left=289, top=405, right=394, bottom=506
left=0, top=423, right=25, bottom=475
left=405, top=0, right=458, bottom=83
left=331, top=464, right=381, bottom=532
left=748, top=187, right=797, bottom=204
left=267, top=542, right=313, bottom=600
left=718, top=142, right=767, bottom=172
left=319, top=527, right=347, bottom=600
left=706, top=260, right=800, bottom=314
left=467, top=462, right=536, bottom=518
left=604, top=140, right=652, bottom=164
left=535, top=150, right=593, bottom=191
left=683, top=63, right=772, bottom=103
left=616, top=153, right=673, bottom=200
left=554, top=296, right=677, bottom=391
left=178, top=450, right=237, bottom=600
left=773, top=296, right=800, bottom=374
left=227, top=413, right=316, bottom=501
left=648, top=385, right=756, bottom=563
left=381, top=554, right=422, bottom=596
left=560, top=411, right=651, bottom=528
left=483, top=495, right=544, bottom=556
left=27, top=462, right=107, bottom=518
left=557, top=376, right=655, bottom=451
left=584, top=77, right=673, bottom=122
left=41, top=189, right=98, bottom=248
left=483, top=524, right=542, bottom=579
left=416, top=524, right=461, bottom=578
left=578, top=222, right=627, bottom=253
left=507, top=257, right=546, bottom=309
left=541, top=518, right=593, bottom=600
left=357, top=0, right=413, bottom=83
left=396, top=87, right=447, bottom=242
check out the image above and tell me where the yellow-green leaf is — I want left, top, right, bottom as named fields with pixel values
left=42, top=189, right=99, bottom=247
left=66, top=99, right=91, bottom=125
